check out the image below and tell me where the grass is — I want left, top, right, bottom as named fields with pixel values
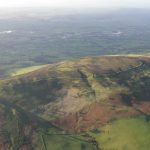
left=42, top=134, right=93, bottom=150
left=11, top=64, right=48, bottom=76
left=90, top=116, right=150, bottom=150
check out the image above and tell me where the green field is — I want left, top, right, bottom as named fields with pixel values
left=90, top=117, right=150, bottom=150
left=41, top=134, right=93, bottom=150
left=11, top=64, right=48, bottom=76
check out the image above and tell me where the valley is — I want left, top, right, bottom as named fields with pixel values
left=1, top=8, right=150, bottom=76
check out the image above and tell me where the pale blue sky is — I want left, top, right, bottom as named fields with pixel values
left=0, top=0, right=150, bottom=8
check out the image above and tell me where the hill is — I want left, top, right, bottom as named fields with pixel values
left=0, top=55, right=149, bottom=149
left=0, top=55, right=150, bottom=128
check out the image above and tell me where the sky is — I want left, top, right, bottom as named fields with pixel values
left=0, top=0, right=150, bottom=8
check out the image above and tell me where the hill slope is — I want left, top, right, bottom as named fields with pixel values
left=0, top=55, right=149, bottom=149
left=0, top=56, right=150, bottom=129
left=0, top=98, right=95, bottom=150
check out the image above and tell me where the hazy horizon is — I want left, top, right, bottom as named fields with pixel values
left=0, top=7, right=150, bottom=17
left=0, top=0, right=150, bottom=9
